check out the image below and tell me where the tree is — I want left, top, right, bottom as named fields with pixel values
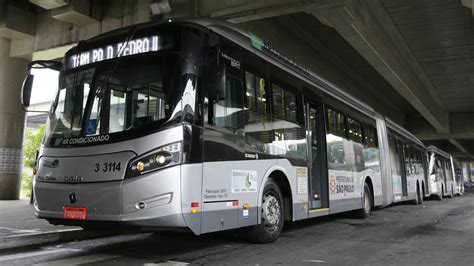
left=21, top=124, right=44, bottom=198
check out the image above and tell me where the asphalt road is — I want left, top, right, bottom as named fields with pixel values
left=1, top=193, right=473, bottom=265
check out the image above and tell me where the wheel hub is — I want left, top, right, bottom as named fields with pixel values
left=262, top=194, right=280, bottom=226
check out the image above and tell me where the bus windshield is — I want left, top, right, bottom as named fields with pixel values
left=44, top=53, right=182, bottom=146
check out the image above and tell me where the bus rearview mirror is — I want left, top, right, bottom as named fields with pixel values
left=21, top=74, right=34, bottom=109
left=21, top=60, right=62, bottom=113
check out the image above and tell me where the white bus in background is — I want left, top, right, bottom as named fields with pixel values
left=452, top=158, right=464, bottom=195
left=427, top=146, right=455, bottom=199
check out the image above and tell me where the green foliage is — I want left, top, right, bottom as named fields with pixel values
left=21, top=124, right=44, bottom=198
left=21, top=171, right=32, bottom=198
left=23, top=124, right=44, bottom=168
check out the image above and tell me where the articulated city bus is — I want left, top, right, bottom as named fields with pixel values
left=22, top=18, right=430, bottom=243
left=427, top=146, right=456, bottom=199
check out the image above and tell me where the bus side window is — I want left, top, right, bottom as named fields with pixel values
left=245, top=71, right=267, bottom=123
left=326, top=107, right=348, bottom=167
left=244, top=70, right=272, bottom=153
left=272, top=83, right=297, bottom=123
left=211, top=38, right=244, bottom=133
left=270, top=80, right=306, bottom=163
left=214, top=73, right=244, bottom=132
left=326, top=107, right=347, bottom=138
left=361, top=123, right=380, bottom=171
left=363, top=124, right=377, bottom=148
left=347, top=117, right=362, bottom=143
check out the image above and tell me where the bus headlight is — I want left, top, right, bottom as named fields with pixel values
left=136, top=161, right=145, bottom=172
left=128, top=142, right=181, bottom=178
left=155, top=154, right=167, bottom=165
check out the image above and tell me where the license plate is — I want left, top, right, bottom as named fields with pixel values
left=63, top=206, right=87, bottom=220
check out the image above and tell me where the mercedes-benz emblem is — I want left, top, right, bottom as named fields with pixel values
left=69, top=192, right=77, bottom=204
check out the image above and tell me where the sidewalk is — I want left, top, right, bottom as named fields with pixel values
left=0, top=200, right=111, bottom=250
left=0, top=200, right=77, bottom=237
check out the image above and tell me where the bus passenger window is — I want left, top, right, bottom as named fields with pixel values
left=363, top=124, right=378, bottom=147
left=245, top=71, right=267, bottom=123
left=326, top=108, right=346, bottom=138
left=214, top=74, right=244, bottom=131
left=269, top=82, right=306, bottom=163
left=347, top=117, right=363, bottom=143
left=272, top=83, right=297, bottom=123
left=244, top=71, right=272, bottom=154
left=361, top=124, right=380, bottom=171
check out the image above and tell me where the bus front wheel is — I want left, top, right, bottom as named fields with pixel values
left=245, top=178, right=284, bottom=244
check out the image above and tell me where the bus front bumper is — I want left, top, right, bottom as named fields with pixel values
left=33, top=165, right=187, bottom=229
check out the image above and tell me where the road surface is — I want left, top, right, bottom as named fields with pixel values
left=1, top=193, right=473, bottom=265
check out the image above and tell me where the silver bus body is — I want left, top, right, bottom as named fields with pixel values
left=30, top=18, right=433, bottom=237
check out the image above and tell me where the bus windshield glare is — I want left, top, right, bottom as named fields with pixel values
left=45, top=53, right=182, bottom=146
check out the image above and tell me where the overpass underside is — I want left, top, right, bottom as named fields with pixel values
left=0, top=0, right=473, bottom=198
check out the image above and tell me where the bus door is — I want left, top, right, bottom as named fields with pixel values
left=306, top=100, right=328, bottom=210
left=397, top=140, right=408, bottom=197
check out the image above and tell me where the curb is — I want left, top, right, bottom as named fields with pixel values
left=0, top=228, right=114, bottom=250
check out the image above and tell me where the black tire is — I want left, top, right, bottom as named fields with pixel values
left=448, top=185, right=454, bottom=198
left=411, top=183, right=421, bottom=205
left=245, top=178, right=284, bottom=243
left=353, top=183, right=372, bottom=219
left=436, top=191, right=443, bottom=201
left=418, top=185, right=424, bottom=204
left=29, top=188, right=34, bottom=205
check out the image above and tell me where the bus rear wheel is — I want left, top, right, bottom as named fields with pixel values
left=417, top=185, right=424, bottom=204
left=412, top=183, right=423, bottom=205
left=245, top=178, right=284, bottom=243
left=353, top=183, right=372, bottom=219
left=447, top=185, right=454, bottom=198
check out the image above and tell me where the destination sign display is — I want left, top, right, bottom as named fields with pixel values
left=66, top=35, right=164, bottom=69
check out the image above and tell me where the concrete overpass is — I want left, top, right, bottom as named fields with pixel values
left=1, top=0, right=473, bottom=199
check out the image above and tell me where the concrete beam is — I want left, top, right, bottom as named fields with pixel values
left=199, top=0, right=341, bottom=23
left=51, top=0, right=98, bottom=26
left=0, top=5, right=36, bottom=39
left=461, top=0, right=473, bottom=13
left=9, top=37, right=34, bottom=60
left=408, top=113, right=474, bottom=140
left=311, top=0, right=449, bottom=134
left=279, top=15, right=406, bottom=123
left=449, top=139, right=473, bottom=158
left=29, top=0, right=68, bottom=10
left=9, top=1, right=161, bottom=59
left=32, top=43, right=76, bottom=61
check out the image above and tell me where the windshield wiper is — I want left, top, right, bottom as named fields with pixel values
left=79, top=26, right=141, bottom=136
left=101, top=25, right=140, bottom=88
left=70, top=71, right=87, bottom=131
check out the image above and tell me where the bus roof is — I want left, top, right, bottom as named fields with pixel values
left=69, top=17, right=424, bottom=147
left=385, top=118, right=425, bottom=147
left=427, top=145, right=452, bottom=159
left=70, top=17, right=376, bottom=117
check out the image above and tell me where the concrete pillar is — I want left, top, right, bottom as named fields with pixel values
left=0, top=37, right=29, bottom=200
